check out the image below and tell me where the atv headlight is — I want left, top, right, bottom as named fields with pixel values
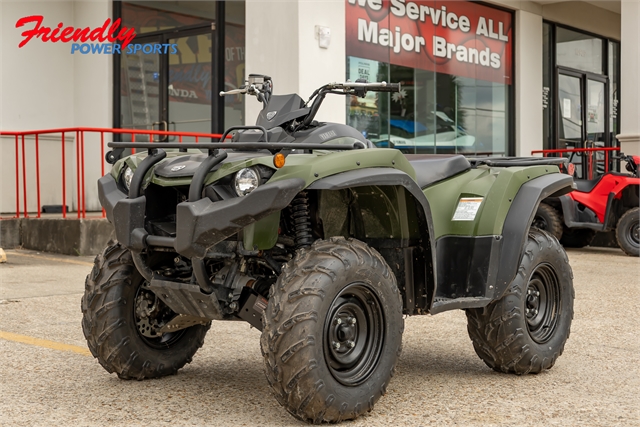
left=234, top=167, right=259, bottom=196
left=122, top=166, right=134, bottom=192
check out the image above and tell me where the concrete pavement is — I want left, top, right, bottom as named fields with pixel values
left=0, top=247, right=638, bottom=426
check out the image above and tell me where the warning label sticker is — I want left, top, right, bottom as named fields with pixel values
left=452, top=197, right=484, bottom=221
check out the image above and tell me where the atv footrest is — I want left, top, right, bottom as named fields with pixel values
left=148, top=276, right=223, bottom=320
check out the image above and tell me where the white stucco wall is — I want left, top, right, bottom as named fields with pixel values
left=0, top=0, right=112, bottom=215
left=245, top=0, right=345, bottom=126
left=515, top=9, right=543, bottom=156
left=618, top=0, right=640, bottom=154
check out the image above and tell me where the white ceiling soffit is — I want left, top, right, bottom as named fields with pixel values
left=534, top=1, right=621, bottom=14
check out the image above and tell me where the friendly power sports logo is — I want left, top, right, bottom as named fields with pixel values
left=15, top=15, right=177, bottom=54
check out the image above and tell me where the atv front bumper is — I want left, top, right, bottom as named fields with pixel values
left=97, top=174, right=305, bottom=258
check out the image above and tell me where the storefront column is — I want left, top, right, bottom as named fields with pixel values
left=245, top=0, right=345, bottom=126
left=515, top=10, right=543, bottom=157
left=617, top=0, right=640, bottom=154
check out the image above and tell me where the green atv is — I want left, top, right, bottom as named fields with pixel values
left=83, top=75, right=575, bottom=423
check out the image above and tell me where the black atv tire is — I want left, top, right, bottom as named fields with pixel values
left=81, top=241, right=210, bottom=380
left=532, top=202, right=563, bottom=241
left=260, top=237, right=403, bottom=423
left=616, top=207, right=640, bottom=256
left=465, top=229, right=574, bottom=374
left=560, top=227, right=596, bottom=248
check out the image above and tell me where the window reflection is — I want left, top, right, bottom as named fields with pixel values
left=122, top=1, right=216, bottom=34
left=557, top=27, right=603, bottom=75
left=346, top=58, right=509, bottom=156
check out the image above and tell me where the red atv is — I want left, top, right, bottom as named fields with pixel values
left=534, top=153, right=640, bottom=256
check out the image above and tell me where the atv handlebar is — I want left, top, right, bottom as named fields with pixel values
left=220, top=75, right=401, bottom=132
left=326, top=81, right=401, bottom=93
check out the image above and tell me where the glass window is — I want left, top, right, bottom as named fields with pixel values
left=122, top=1, right=215, bottom=34
left=347, top=61, right=509, bottom=156
left=345, top=1, right=512, bottom=156
left=556, top=27, right=603, bottom=74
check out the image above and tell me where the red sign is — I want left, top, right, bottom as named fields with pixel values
left=15, top=15, right=136, bottom=49
left=346, top=0, right=512, bottom=84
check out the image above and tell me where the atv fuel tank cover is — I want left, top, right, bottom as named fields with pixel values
left=154, top=153, right=221, bottom=178
left=154, top=151, right=268, bottom=178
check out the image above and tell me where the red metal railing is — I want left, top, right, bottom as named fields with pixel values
left=531, top=147, right=620, bottom=180
left=0, top=127, right=224, bottom=219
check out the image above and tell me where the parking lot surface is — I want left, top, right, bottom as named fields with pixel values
left=0, top=246, right=638, bottom=427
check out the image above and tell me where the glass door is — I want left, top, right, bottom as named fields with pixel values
left=119, top=26, right=215, bottom=142
left=120, top=35, right=163, bottom=140
left=586, top=78, right=607, bottom=175
left=557, top=68, right=609, bottom=178
left=168, top=31, right=213, bottom=141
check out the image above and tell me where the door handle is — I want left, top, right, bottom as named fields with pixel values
left=152, top=121, right=168, bottom=142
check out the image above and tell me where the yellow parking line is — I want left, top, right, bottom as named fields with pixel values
left=7, top=251, right=94, bottom=267
left=0, top=330, right=91, bottom=356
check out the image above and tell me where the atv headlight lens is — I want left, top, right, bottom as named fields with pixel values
left=122, top=166, right=134, bottom=192
left=234, top=167, right=260, bottom=196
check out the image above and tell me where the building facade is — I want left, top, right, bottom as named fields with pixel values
left=1, top=0, right=639, bottom=213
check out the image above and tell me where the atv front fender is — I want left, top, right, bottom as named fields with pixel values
left=308, top=167, right=437, bottom=309
left=494, top=173, right=574, bottom=298
left=175, top=178, right=306, bottom=259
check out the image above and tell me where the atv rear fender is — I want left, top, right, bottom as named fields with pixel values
left=492, top=173, right=574, bottom=298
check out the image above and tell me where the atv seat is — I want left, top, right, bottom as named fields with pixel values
left=574, top=176, right=602, bottom=193
left=405, top=154, right=471, bottom=188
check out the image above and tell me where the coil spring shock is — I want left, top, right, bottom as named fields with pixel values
left=290, top=191, right=313, bottom=248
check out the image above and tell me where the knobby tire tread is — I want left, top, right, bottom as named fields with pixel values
left=465, top=229, right=574, bottom=375
left=81, top=240, right=209, bottom=380
left=260, top=237, right=403, bottom=423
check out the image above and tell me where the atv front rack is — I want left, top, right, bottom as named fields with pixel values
left=108, top=140, right=366, bottom=155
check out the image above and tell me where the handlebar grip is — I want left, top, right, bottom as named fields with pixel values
left=219, top=88, right=246, bottom=96
left=373, top=83, right=401, bottom=93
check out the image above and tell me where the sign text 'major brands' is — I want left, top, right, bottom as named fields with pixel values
left=346, top=0, right=513, bottom=84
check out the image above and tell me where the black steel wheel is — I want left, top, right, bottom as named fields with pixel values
left=524, top=264, right=561, bottom=343
left=466, top=229, right=574, bottom=374
left=532, top=202, right=563, bottom=241
left=324, top=283, right=384, bottom=386
left=616, top=207, right=640, bottom=256
left=261, top=237, right=403, bottom=423
left=82, top=241, right=209, bottom=379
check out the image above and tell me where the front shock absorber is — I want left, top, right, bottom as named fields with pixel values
left=290, top=191, right=313, bottom=248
